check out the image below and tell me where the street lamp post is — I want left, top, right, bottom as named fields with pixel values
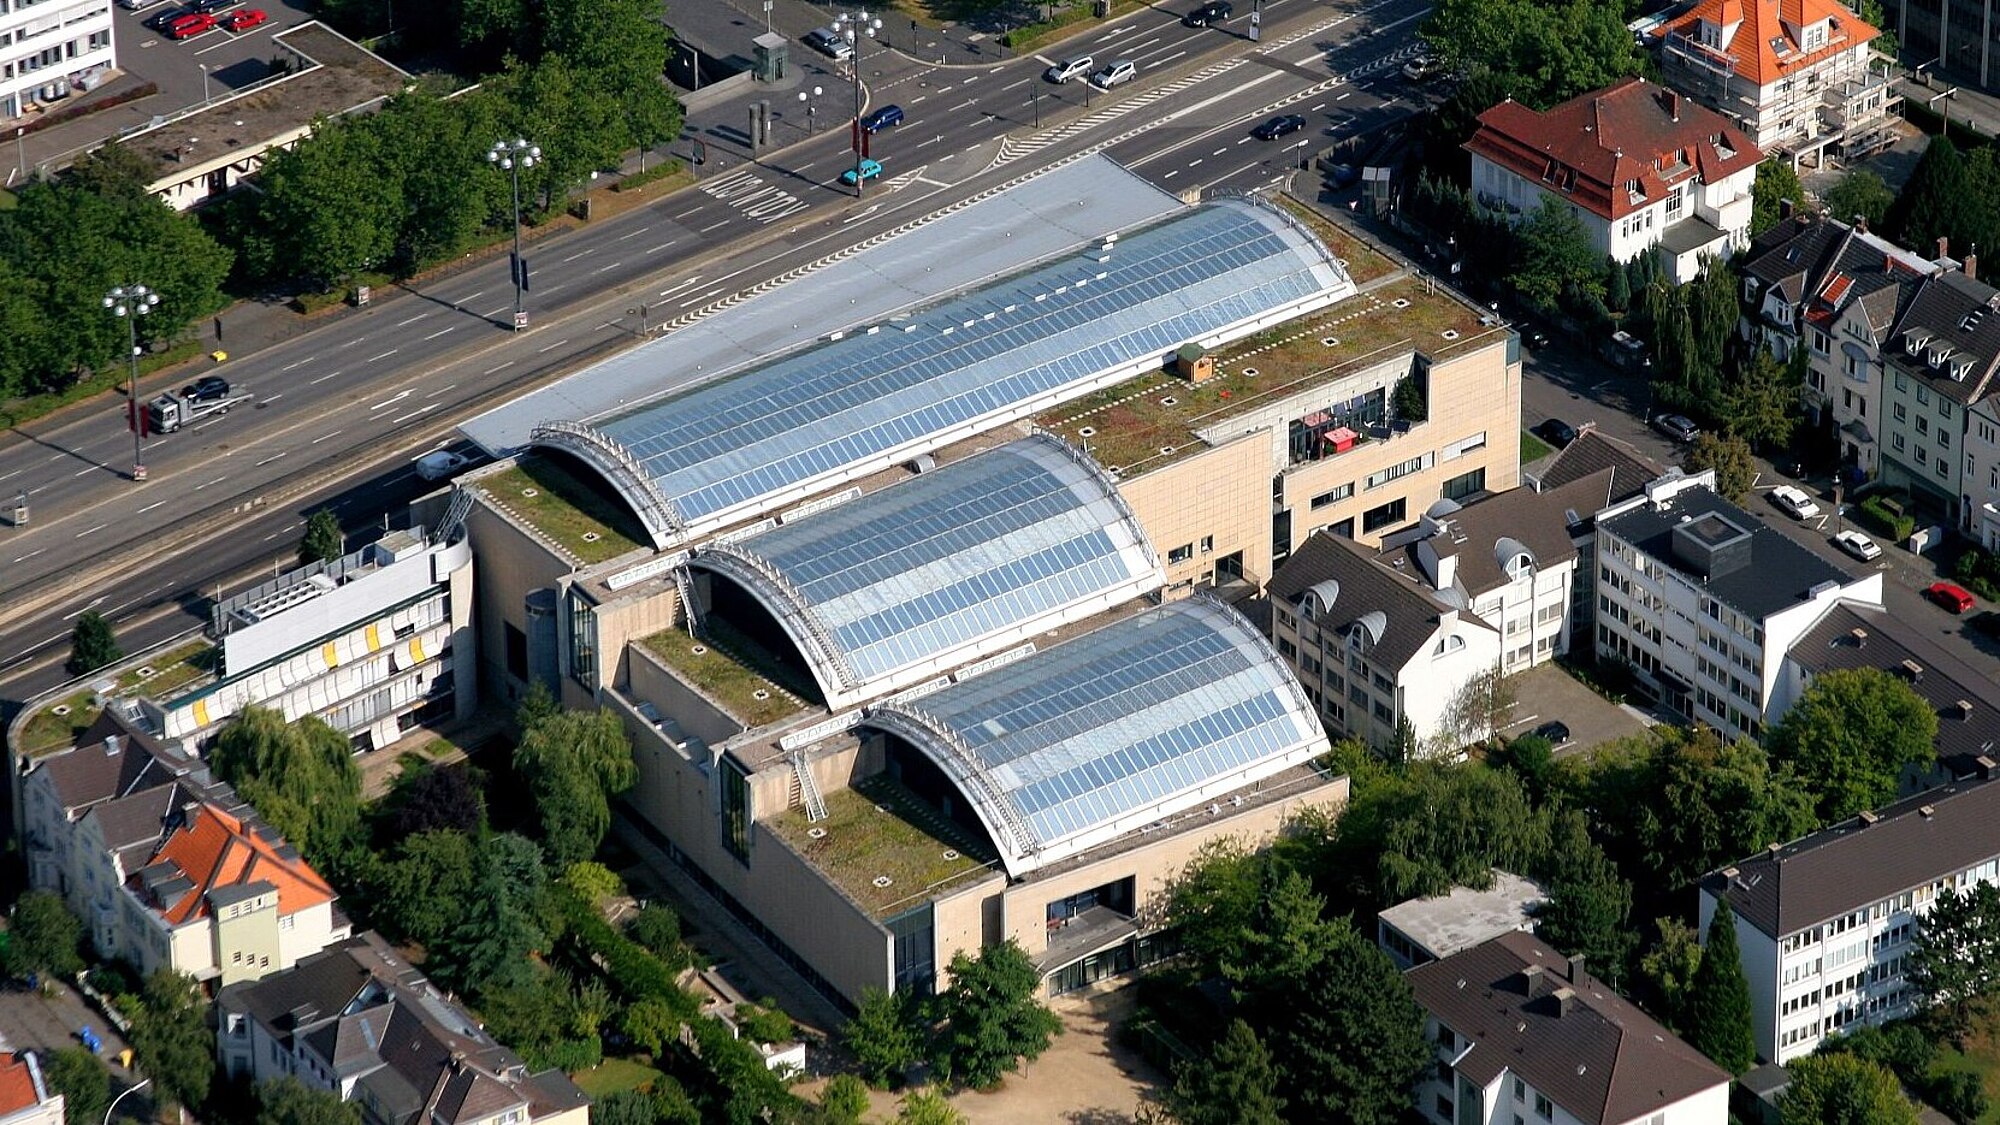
left=835, top=11, right=881, bottom=197
left=798, top=85, right=823, bottom=134
left=104, top=1077, right=150, bottom=1125
left=198, top=63, right=211, bottom=107
left=104, top=284, right=159, bottom=483
left=487, top=138, right=540, bottom=332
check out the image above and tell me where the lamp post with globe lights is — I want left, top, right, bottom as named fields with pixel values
left=835, top=12, right=881, bottom=196
left=488, top=138, right=540, bottom=331
left=105, top=284, right=159, bottom=482
left=798, top=85, right=823, bottom=135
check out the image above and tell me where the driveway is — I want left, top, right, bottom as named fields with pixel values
left=1498, top=662, right=1652, bottom=756
left=0, top=976, right=133, bottom=1066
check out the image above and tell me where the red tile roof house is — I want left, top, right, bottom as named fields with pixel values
left=1657, top=0, right=1897, bottom=169
left=1465, top=77, right=1763, bottom=284
left=0, top=1053, right=63, bottom=1125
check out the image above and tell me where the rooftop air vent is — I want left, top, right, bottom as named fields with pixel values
left=521, top=488, right=539, bottom=498
left=872, top=876, right=893, bottom=888
left=807, top=827, right=828, bottom=839
left=1441, top=329, right=1460, bottom=340
left=941, top=849, right=959, bottom=860
left=1241, top=367, right=1260, bottom=378
left=690, top=644, right=708, bottom=656
left=1393, top=298, right=1412, bottom=309
left=1902, top=658, right=1924, bottom=681
left=1322, top=337, right=1340, bottom=347
left=1858, top=810, right=1879, bottom=825
left=1920, top=804, right=1937, bottom=818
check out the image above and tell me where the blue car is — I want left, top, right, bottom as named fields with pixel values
left=861, top=105, right=904, bottom=133
left=839, top=158, right=883, bottom=186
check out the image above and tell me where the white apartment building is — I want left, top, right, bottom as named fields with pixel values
left=1971, top=394, right=2000, bottom=549
left=1409, top=932, right=1731, bottom=1125
left=1700, top=768, right=2000, bottom=1063
left=1878, top=267, right=2000, bottom=532
left=1466, top=77, right=1763, bottom=284
left=1593, top=471, right=1883, bottom=739
left=1738, top=213, right=1944, bottom=478
left=0, top=0, right=113, bottom=125
left=1658, top=0, right=1898, bottom=168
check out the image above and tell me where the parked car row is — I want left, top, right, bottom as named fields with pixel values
left=143, top=0, right=264, bottom=38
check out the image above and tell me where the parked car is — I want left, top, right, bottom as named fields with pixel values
left=1182, top=0, right=1233, bottom=26
left=119, top=0, right=171, bottom=10
left=1401, top=54, right=1444, bottom=81
left=188, top=0, right=238, bottom=14
left=145, top=5, right=189, bottom=29
left=415, top=450, right=471, bottom=481
left=165, top=12, right=217, bottom=39
left=1527, top=720, right=1571, bottom=746
left=1769, top=484, right=1821, bottom=520
left=1088, top=59, right=1137, bottom=89
left=1520, top=326, right=1551, bottom=350
left=838, top=158, right=883, bottom=186
left=860, top=105, right=904, bottom=133
left=225, top=7, right=266, bottom=30
left=1044, top=55, right=1094, bottom=84
left=1251, top=114, right=1307, bottom=140
left=1652, top=413, right=1700, bottom=442
left=1832, top=529, right=1882, bottom=561
left=182, top=375, right=230, bottom=403
left=1925, top=581, right=1978, bottom=614
left=803, top=27, right=853, bottom=60
left=1534, top=418, right=1579, bottom=449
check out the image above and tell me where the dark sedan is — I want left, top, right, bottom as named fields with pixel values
left=1251, top=114, right=1307, bottom=140
left=1534, top=418, right=1579, bottom=449
left=1182, top=0, right=1233, bottom=26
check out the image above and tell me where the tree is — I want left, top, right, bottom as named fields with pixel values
left=1768, top=667, right=1939, bottom=822
left=1637, top=917, right=1705, bottom=1033
left=927, top=941, right=1062, bottom=1090
left=513, top=700, right=637, bottom=866
left=128, top=970, right=214, bottom=1113
left=372, top=829, right=480, bottom=946
left=1423, top=0, right=1643, bottom=109
left=2, top=890, right=84, bottom=979
left=1856, top=0, right=1898, bottom=56
left=1779, top=1053, right=1919, bottom=1125
left=1514, top=197, right=1606, bottom=313
left=1391, top=373, right=1427, bottom=424
left=1250, top=920, right=1430, bottom=1124
left=1719, top=346, right=1802, bottom=452
left=816, top=1074, right=871, bottom=1125
left=1751, top=158, right=1808, bottom=237
left=559, top=860, right=623, bottom=907
left=1166, top=1019, right=1286, bottom=1125
left=1907, top=882, right=2000, bottom=1042
left=1532, top=810, right=1636, bottom=986
left=68, top=610, right=120, bottom=675
left=1340, top=762, right=1548, bottom=905
left=845, top=987, right=927, bottom=1089
left=1824, top=168, right=1897, bottom=232
left=299, top=509, right=344, bottom=565
left=41, top=1048, right=111, bottom=1125
left=1427, top=664, right=1515, bottom=755
left=621, top=995, right=687, bottom=1057
left=895, top=1090, right=966, bottom=1125
left=1685, top=909, right=1756, bottom=1073
left=252, top=114, right=403, bottom=288
left=1605, top=254, right=1632, bottom=312
left=1932, top=1070, right=1990, bottom=1124
left=429, top=832, right=547, bottom=996
left=256, top=1077, right=361, bottom=1125
left=1889, top=135, right=1972, bottom=255
left=210, top=708, right=364, bottom=865
left=377, top=763, right=486, bottom=840
left=625, top=904, right=683, bottom=960
left=1686, top=432, right=1757, bottom=501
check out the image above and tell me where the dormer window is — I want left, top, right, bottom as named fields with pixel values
left=1953, top=358, right=1975, bottom=381
left=1906, top=330, right=1935, bottom=355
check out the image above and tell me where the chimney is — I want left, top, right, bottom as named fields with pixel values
left=1902, top=658, right=1924, bottom=682
left=1552, top=987, right=1576, bottom=1016
left=104, top=735, right=121, bottom=756
left=1920, top=804, right=1937, bottom=818
left=1566, top=954, right=1586, bottom=983
left=1977, top=755, right=1999, bottom=780
left=1847, top=627, right=1868, bottom=646
left=1517, top=964, right=1545, bottom=992
left=1966, top=244, right=1979, bottom=280
left=1857, top=809, right=1880, bottom=825
left=1853, top=213, right=1868, bottom=234
left=1954, top=700, right=1975, bottom=721
left=1780, top=198, right=1796, bottom=221
left=1939, top=236, right=1951, bottom=260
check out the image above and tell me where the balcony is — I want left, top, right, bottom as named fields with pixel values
left=1037, top=904, right=1141, bottom=974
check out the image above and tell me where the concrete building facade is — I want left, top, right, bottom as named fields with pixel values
left=0, top=0, right=112, bottom=125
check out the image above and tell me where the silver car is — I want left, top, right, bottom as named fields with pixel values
left=1088, top=59, right=1136, bottom=89
left=1832, top=529, right=1882, bottom=561
left=1044, top=55, right=1094, bottom=84
left=804, top=27, right=853, bottom=60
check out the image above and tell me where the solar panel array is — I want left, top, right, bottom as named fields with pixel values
left=589, top=199, right=1347, bottom=531
left=888, top=599, right=1324, bottom=860
left=709, top=436, right=1159, bottom=691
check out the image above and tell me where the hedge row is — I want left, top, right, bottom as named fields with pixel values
left=1858, top=496, right=1915, bottom=544
left=611, top=159, right=687, bottom=193
left=556, top=888, right=700, bottom=1017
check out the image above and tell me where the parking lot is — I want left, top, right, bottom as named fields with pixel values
left=1498, top=663, right=1653, bottom=756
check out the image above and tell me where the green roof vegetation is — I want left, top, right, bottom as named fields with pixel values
left=1277, top=193, right=1401, bottom=285
left=130, top=641, right=219, bottom=700
left=18, top=640, right=220, bottom=759
left=478, top=455, right=649, bottom=565
left=18, top=690, right=101, bottom=759
left=766, top=774, right=996, bottom=919
left=1038, top=276, right=1497, bottom=476
left=639, top=619, right=815, bottom=729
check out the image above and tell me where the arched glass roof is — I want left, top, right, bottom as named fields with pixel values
left=695, top=435, right=1162, bottom=709
left=531, top=197, right=1353, bottom=548
left=865, top=597, right=1328, bottom=876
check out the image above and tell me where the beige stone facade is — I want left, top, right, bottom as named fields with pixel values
left=1117, top=433, right=1273, bottom=591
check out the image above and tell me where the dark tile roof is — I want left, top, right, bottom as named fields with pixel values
left=1787, top=603, right=2000, bottom=769
left=1531, top=430, right=1663, bottom=504
left=1703, top=774, right=2000, bottom=938
left=1598, top=484, right=1858, bottom=621
left=34, top=710, right=186, bottom=814
left=1886, top=270, right=2000, bottom=405
left=1743, top=214, right=1850, bottom=296
left=1269, top=531, right=1472, bottom=670
left=1409, top=931, right=1729, bottom=1125
left=217, top=933, right=401, bottom=1034
left=1379, top=477, right=1600, bottom=599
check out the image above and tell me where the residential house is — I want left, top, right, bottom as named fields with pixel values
left=1593, top=471, right=1883, bottom=739
left=0, top=1054, right=61, bottom=1125
left=1880, top=266, right=2000, bottom=531
left=1658, top=0, right=1897, bottom=168
left=1465, top=77, right=1763, bottom=283
left=1974, top=390, right=2000, bottom=550
left=1409, top=931, right=1731, bottom=1125
left=1699, top=768, right=2000, bottom=1062
left=1377, top=870, right=1549, bottom=970
left=1738, top=212, right=1943, bottom=477
left=1268, top=530, right=1503, bottom=755
left=216, top=932, right=591, bottom=1125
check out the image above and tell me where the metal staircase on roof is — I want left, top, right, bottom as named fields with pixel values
left=674, top=565, right=701, bottom=637
left=792, top=753, right=828, bottom=823
left=432, top=486, right=475, bottom=543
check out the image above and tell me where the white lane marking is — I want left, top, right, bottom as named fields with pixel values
left=616, top=228, right=646, bottom=241
left=679, top=287, right=725, bottom=308
left=280, top=357, right=313, bottom=372
left=425, top=383, right=457, bottom=399
left=365, top=349, right=398, bottom=363
left=389, top=403, right=442, bottom=425
left=75, top=524, right=106, bottom=537
left=537, top=339, right=569, bottom=353
left=72, top=466, right=95, bottom=478
left=370, top=390, right=411, bottom=412
left=646, top=241, right=675, bottom=254
left=594, top=261, right=624, bottom=274
left=311, top=370, right=344, bottom=385
left=698, top=219, right=731, bottom=233
left=137, top=501, right=165, bottom=514
left=659, top=277, right=702, bottom=297
left=561, top=249, right=592, bottom=263
left=396, top=312, right=431, bottom=326
left=256, top=452, right=287, bottom=466
left=263, top=393, right=284, bottom=404
left=483, top=361, right=515, bottom=375
left=12, top=551, right=45, bottom=565
left=423, top=326, right=456, bottom=340
left=311, top=430, right=344, bottom=444
left=195, top=476, right=227, bottom=491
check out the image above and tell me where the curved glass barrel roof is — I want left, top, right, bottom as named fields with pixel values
left=865, top=597, right=1328, bottom=877
left=531, top=197, right=1353, bottom=549
left=695, top=435, right=1163, bottom=710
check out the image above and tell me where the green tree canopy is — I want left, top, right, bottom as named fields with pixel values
left=1720, top=346, right=1804, bottom=452
left=2, top=890, right=84, bottom=979
left=68, top=610, right=121, bottom=675
left=1637, top=917, right=1705, bottom=1033
left=513, top=696, right=637, bottom=866
left=845, top=986, right=929, bottom=1089
left=816, top=1074, right=871, bottom=1125
left=1423, top=0, right=1644, bottom=109
left=1779, top=1053, right=1920, bottom=1125
left=41, top=1048, right=111, bottom=1125
left=1685, top=432, right=1757, bottom=502
left=128, top=970, right=214, bottom=1113
left=1751, top=159, right=1808, bottom=237
left=1514, top=198, right=1606, bottom=314
left=895, top=1089, right=966, bottom=1125
left=1767, top=667, right=1940, bottom=822
left=1888, top=135, right=1971, bottom=256
left=376, top=762, right=486, bottom=841
left=1686, top=909, right=1756, bottom=1073
left=1532, top=810, right=1636, bottom=986
left=1334, top=761, right=1549, bottom=905
left=256, top=1076, right=362, bottom=1125
left=299, top=509, right=344, bottom=565
left=210, top=707, right=364, bottom=865
left=1824, top=169, right=1897, bottom=232
left=1166, top=1019, right=1287, bottom=1125
left=927, top=941, right=1062, bottom=1090
left=371, top=829, right=480, bottom=946
left=1907, top=882, right=2000, bottom=1042
left=428, top=832, right=548, bottom=996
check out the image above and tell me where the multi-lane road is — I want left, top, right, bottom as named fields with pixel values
left=0, top=0, right=1446, bottom=700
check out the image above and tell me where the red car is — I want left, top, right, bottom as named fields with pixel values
left=165, top=11, right=216, bottom=37
left=1925, top=582, right=1978, bottom=614
left=226, top=7, right=266, bottom=30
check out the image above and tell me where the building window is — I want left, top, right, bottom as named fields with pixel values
left=1366, top=455, right=1428, bottom=490
left=719, top=755, right=753, bottom=863
left=1363, top=497, right=1408, bottom=532
left=1535, top=1093, right=1553, bottom=1119
left=563, top=587, right=598, bottom=687
left=1894, top=434, right=1906, bottom=452
left=504, top=623, right=528, bottom=681
left=1441, top=467, right=1486, bottom=501
left=1199, top=535, right=1214, bottom=553
left=1895, top=402, right=1907, bottom=422
left=1168, top=543, right=1194, bottom=565
left=1311, top=483, right=1355, bottom=509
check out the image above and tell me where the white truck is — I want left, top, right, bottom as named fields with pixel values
left=147, top=388, right=250, bottom=433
